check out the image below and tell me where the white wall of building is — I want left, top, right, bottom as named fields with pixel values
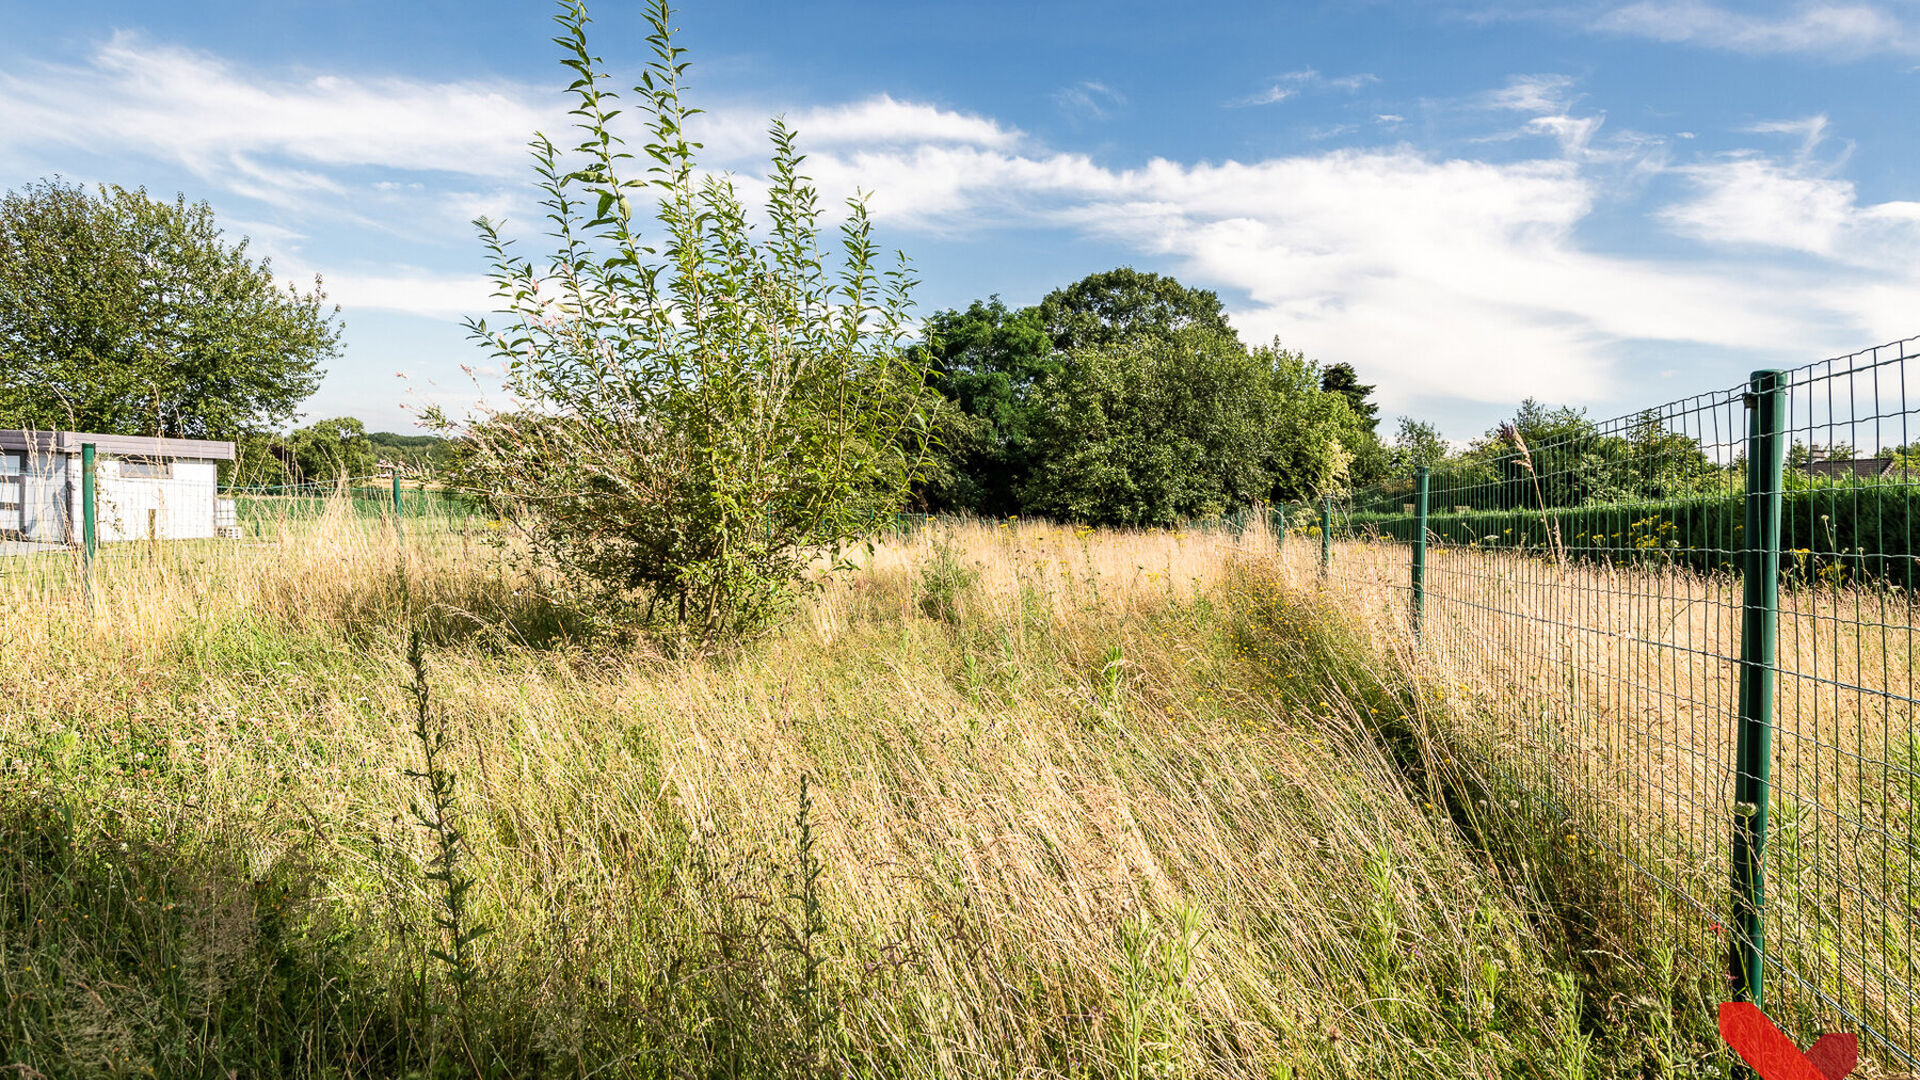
left=90, top=458, right=221, bottom=542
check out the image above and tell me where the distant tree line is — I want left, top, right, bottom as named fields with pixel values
left=234, top=420, right=452, bottom=486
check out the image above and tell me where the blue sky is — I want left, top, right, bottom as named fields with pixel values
left=2, top=0, right=1916, bottom=441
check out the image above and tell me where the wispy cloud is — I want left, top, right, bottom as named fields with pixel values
left=1051, top=81, right=1125, bottom=122
left=786, top=128, right=1910, bottom=410
left=1232, top=85, right=1298, bottom=107
left=1739, top=113, right=1846, bottom=167
left=1486, top=73, right=1578, bottom=113
left=0, top=33, right=550, bottom=185
left=1228, top=68, right=1379, bottom=107
left=1593, top=1, right=1919, bottom=56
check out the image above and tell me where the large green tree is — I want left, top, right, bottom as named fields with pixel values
left=1035, top=267, right=1239, bottom=353
left=1389, top=417, right=1450, bottom=474
left=1019, top=332, right=1270, bottom=526
left=0, top=178, right=339, bottom=438
left=1019, top=333, right=1366, bottom=526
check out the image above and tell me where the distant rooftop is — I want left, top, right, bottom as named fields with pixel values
left=1801, top=456, right=1903, bottom=480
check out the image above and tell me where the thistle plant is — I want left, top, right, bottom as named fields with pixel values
left=404, top=627, right=488, bottom=1074
left=435, top=0, right=941, bottom=643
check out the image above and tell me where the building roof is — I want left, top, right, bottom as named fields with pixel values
left=0, top=430, right=236, bottom=461
left=1802, top=456, right=1898, bottom=480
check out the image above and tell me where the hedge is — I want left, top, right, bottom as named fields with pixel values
left=1342, top=486, right=1920, bottom=588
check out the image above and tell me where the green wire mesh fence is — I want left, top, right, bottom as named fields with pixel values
left=1296, top=334, right=1919, bottom=1070
left=225, top=476, right=486, bottom=533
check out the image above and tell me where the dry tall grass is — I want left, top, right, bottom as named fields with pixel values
left=0, top=510, right=1741, bottom=1077
left=1302, top=534, right=1919, bottom=1072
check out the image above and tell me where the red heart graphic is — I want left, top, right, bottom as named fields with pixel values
left=1719, top=1002, right=1857, bottom=1080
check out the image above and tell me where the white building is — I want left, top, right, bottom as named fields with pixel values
left=0, top=431, right=236, bottom=547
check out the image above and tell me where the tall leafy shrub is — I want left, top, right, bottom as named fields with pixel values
left=436, top=0, right=938, bottom=641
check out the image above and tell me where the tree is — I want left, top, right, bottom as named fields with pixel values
left=1019, top=331, right=1275, bottom=526
left=1035, top=267, right=1239, bottom=353
left=367, top=431, right=453, bottom=474
left=1257, top=344, right=1372, bottom=502
left=1390, top=417, right=1449, bottom=474
left=917, top=297, right=1057, bottom=514
left=433, top=0, right=938, bottom=641
left=1319, top=363, right=1379, bottom=433
left=0, top=178, right=338, bottom=438
left=1017, top=334, right=1365, bottom=525
left=289, top=417, right=378, bottom=483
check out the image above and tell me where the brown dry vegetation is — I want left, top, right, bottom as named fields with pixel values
left=0, top=507, right=1883, bottom=1077
left=1305, top=534, right=1919, bottom=1073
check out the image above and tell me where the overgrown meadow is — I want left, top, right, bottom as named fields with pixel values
left=0, top=508, right=1740, bottom=1078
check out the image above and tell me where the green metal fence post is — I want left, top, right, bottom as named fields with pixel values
left=1412, top=465, right=1429, bottom=639
left=1271, top=505, right=1285, bottom=546
left=80, top=442, right=97, bottom=562
left=391, top=472, right=403, bottom=518
left=1730, top=368, right=1787, bottom=1007
left=1319, top=495, right=1332, bottom=577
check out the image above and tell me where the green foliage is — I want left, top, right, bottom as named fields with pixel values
left=1019, top=333, right=1269, bottom=526
left=1035, top=266, right=1239, bottom=353
left=436, top=0, right=938, bottom=642
left=917, top=530, right=979, bottom=622
left=1260, top=343, right=1374, bottom=502
left=289, top=416, right=379, bottom=483
left=918, top=267, right=1376, bottom=523
left=918, top=297, right=1058, bottom=514
left=1319, top=362, right=1379, bottom=433
left=368, top=430, right=453, bottom=473
left=1390, top=417, right=1450, bottom=474
left=1352, top=482, right=1920, bottom=587
left=0, top=177, right=337, bottom=438
left=0, top=790, right=399, bottom=1077
left=1018, top=334, right=1365, bottom=525
left=231, top=417, right=419, bottom=486
left=404, top=627, right=489, bottom=1075
left=1371, top=401, right=1725, bottom=516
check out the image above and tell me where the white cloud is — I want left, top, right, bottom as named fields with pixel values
left=6, top=33, right=1915, bottom=424
left=773, top=137, right=1895, bottom=410
left=1662, top=153, right=1920, bottom=263
left=1487, top=73, right=1578, bottom=113
left=1232, top=85, right=1299, bottom=107
left=0, top=34, right=551, bottom=183
left=1739, top=114, right=1841, bottom=167
left=317, top=270, right=498, bottom=319
left=1594, top=1, right=1919, bottom=56
left=698, top=94, right=1021, bottom=158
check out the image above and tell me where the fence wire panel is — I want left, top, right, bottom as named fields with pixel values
left=1772, top=343, right=1919, bottom=1067
left=0, top=463, right=489, bottom=619
left=1311, top=335, right=1920, bottom=1070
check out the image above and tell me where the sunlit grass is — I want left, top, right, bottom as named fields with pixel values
left=0, top=506, right=1741, bottom=1077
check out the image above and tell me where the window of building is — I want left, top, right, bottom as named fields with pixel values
left=0, top=453, right=20, bottom=513
left=119, top=457, right=173, bottom=479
